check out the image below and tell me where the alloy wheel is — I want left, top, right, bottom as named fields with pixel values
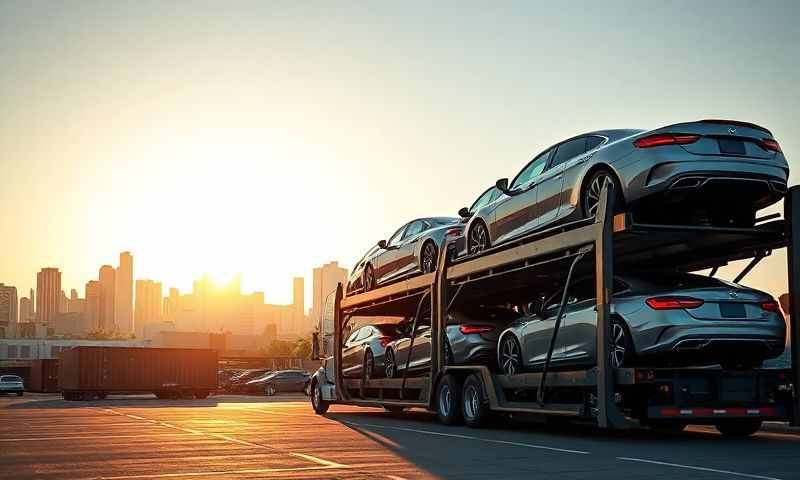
left=422, top=243, right=437, bottom=273
left=469, top=223, right=488, bottom=255
left=463, top=384, right=480, bottom=420
left=500, top=336, right=521, bottom=375
left=438, top=383, right=452, bottom=417
left=611, top=323, right=627, bottom=368
left=364, top=265, right=375, bottom=291
left=385, top=350, right=396, bottom=378
left=584, top=173, right=612, bottom=218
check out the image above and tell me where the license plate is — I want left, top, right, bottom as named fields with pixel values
left=719, top=303, right=746, bottom=318
left=718, top=138, right=746, bottom=155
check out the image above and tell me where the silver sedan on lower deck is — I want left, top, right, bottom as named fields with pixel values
left=497, top=272, right=786, bottom=374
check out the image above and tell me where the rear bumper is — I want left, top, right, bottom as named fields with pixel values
left=638, top=328, right=786, bottom=366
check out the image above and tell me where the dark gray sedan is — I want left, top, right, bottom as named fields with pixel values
left=464, top=120, right=788, bottom=255
left=497, top=272, right=786, bottom=374
left=383, top=306, right=518, bottom=378
left=341, top=323, right=404, bottom=380
left=347, top=217, right=462, bottom=294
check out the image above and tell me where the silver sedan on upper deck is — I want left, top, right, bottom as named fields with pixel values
left=463, top=120, right=789, bottom=255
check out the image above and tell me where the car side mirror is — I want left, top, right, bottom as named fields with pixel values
left=495, top=178, right=510, bottom=194
left=377, top=240, right=388, bottom=249
left=458, top=207, right=471, bottom=218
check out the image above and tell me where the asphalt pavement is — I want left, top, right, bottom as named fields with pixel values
left=1, top=393, right=798, bottom=479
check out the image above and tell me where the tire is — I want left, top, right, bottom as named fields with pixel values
left=468, top=221, right=490, bottom=255
left=311, top=380, right=329, bottom=414
left=498, top=335, right=522, bottom=375
left=363, top=350, right=375, bottom=383
left=265, top=384, right=276, bottom=396
left=581, top=168, right=623, bottom=219
left=462, top=374, right=491, bottom=428
left=610, top=318, right=635, bottom=368
left=194, top=390, right=209, bottom=399
left=715, top=420, right=762, bottom=438
left=421, top=241, right=438, bottom=273
left=303, top=383, right=311, bottom=396
left=436, top=374, right=463, bottom=425
left=363, top=264, right=376, bottom=292
left=384, top=405, right=405, bottom=413
left=384, top=349, right=397, bottom=379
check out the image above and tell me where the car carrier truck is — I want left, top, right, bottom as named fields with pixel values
left=310, top=182, right=798, bottom=436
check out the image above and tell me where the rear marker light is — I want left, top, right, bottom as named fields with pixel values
left=379, top=337, right=391, bottom=347
left=646, top=296, right=704, bottom=310
left=634, top=133, right=701, bottom=148
left=760, top=138, right=782, bottom=153
left=459, top=324, right=495, bottom=335
left=761, top=300, right=780, bottom=312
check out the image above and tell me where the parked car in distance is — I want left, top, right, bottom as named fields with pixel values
left=497, top=272, right=786, bottom=375
left=341, top=321, right=405, bottom=381
left=464, top=120, right=788, bottom=256
left=228, top=368, right=271, bottom=393
left=347, top=217, right=462, bottom=294
left=261, top=370, right=311, bottom=396
left=0, top=375, right=24, bottom=396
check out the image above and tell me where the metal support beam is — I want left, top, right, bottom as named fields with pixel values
left=333, top=283, right=346, bottom=401
left=785, top=187, right=800, bottom=426
left=733, top=251, right=767, bottom=284
left=594, top=180, right=632, bottom=429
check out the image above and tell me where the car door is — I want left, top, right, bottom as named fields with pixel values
left=537, top=137, right=588, bottom=227
left=408, top=321, right=432, bottom=372
left=493, top=149, right=553, bottom=245
left=391, top=220, right=427, bottom=280
left=558, top=135, right=606, bottom=220
left=520, top=289, right=569, bottom=369
left=340, top=328, right=363, bottom=378
left=374, top=224, right=408, bottom=284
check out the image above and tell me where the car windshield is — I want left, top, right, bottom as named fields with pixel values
left=636, top=272, right=734, bottom=290
left=1, top=375, right=22, bottom=382
left=428, top=217, right=459, bottom=226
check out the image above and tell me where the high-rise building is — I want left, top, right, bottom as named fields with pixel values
left=84, top=281, right=102, bottom=331
left=58, top=290, right=68, bottom=313
left=293, top=277, right=306, bottom=330
left=67, top=288, right=84, bottom=313
left=135, top=280, right=162, bottom=338
left=164, top=287, right=180, bottom=319
left=19, top=296, right=34, bottom=324
left=36, top=268, right=61, bottom=325
left=311, top=261, right=348, bottom=330
left=115, top=251, right=133, bottom=334
left=0, top=283, right=18, bottom=338
left=99, top=265, right=116, bottom=331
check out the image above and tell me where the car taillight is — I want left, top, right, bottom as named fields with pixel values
left=761, top=301, right=780, bottom=312
left=459, top=324, right=495, bottom=335
left=445, top=227, right=463, bottom=237
left=761, top=138, right=782, bottom=153
left=633, top=133, right=701, bottom=148
left=379, top=337, right=391, bottom=347
left=645, top=296, right=704, bottom=310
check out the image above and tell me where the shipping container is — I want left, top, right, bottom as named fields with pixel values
left=28, top=359, right=59, bottom=392
left=58, top=346, right=217, bottom=400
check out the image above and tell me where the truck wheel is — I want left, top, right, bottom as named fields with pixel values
left=311, top=380, right=329, bottom=414
left=715, top=420, right=762, bottom=437
left=462, top=374, right=491, bottom=428
left=436, top=374, right=463, bottom=425
left=194, top=390, right=209, bottom=399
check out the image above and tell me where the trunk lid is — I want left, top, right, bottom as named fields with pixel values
left=659, top=287, right=773, bottom=321
left=649, top=120, right=779, bottom=160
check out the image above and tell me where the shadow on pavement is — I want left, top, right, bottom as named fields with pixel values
left=2, top=393, right=308, bottom=409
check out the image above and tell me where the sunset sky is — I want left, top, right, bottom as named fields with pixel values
left=1, top=1, right=799, bottom=305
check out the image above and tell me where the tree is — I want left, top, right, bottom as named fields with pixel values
left=292, top=339, right=312, bottom=359
left=265, top=339, right=294, bottom=357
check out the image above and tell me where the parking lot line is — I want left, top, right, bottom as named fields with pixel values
left=92, top=464, right=354, bottom=480
left=0, top=432, right=201, bottom=442
left=342, top=420, right=591, bottom=455
left=617, top=457, right=783, bottom=480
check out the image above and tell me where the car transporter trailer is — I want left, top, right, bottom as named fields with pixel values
left=311, top=182, right=799, bottom=434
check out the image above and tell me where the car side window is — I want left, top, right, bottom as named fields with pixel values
left=402, top=220, right=425, bottom=240
left=355, top=327, right=371, bottom=342
left=550, top=137, right=589, bottom=169
left=470, top=188, right=496, bottom=213
left=511, top=148, right=552, bottom=189
left=585, top=135, right=605, bottom=151
left=387, top=224, right=408, bottom=247
left=346, top=328, right=361, bottom=345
